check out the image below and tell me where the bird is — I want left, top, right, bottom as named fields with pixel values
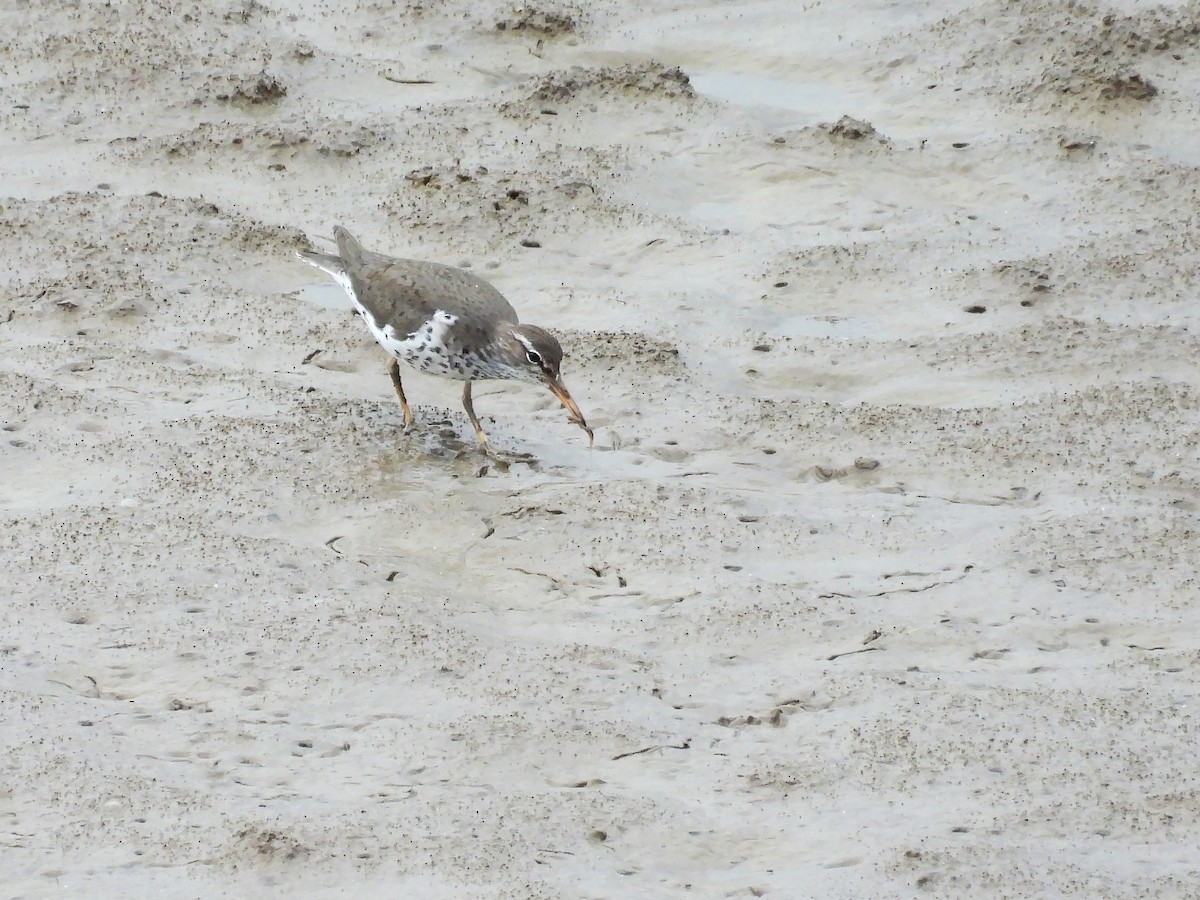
left=297, top=227, right=592, bottom=456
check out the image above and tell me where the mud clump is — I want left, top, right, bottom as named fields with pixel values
left=829, top=116, right=875, bottom=140
left=824, top=115, right=888, bottom=143
left=530, top=62, right=694, bottom=104
left=495, top=5, right=578, bottom=36
left=1095, top=8, right=1200, bottom=56
left=1024, top=4, right=1194, bottom=104
left=223, top=0, right=269, bottom=25
left=926, top=0, right=1199, bottom=108
left=238, top=827, right=309, bottom=861
left=219, top=71, right=287, bottom=105
left=404, top=165, right=479, bottom=189
left=1100, top=72, right=1158, bottom=100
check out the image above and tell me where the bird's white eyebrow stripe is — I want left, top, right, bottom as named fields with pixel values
left=512, top=330, right=538, bottom=356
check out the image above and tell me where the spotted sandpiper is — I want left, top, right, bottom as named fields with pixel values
left=298, top=227, right=591, bottom=455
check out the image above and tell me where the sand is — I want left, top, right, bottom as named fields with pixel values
left=2, top=0, right=1199, bottom=896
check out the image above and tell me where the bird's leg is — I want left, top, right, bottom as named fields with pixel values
left=461, top=380, right=493, bottom=456
left=388, top=358, right=415, bottom=431
left=461, top=382, right=534, bottom=462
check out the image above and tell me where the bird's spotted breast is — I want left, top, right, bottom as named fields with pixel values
left=357, top=308, right=508, bottom=381
left=397, top=314, right=466, bottom=377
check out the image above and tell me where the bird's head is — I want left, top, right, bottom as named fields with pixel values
left=504, top=324, right=592, bottom=445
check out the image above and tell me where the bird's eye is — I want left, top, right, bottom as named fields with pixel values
left=526, top=350, right=543, bottom=365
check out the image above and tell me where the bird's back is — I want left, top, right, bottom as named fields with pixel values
left=334, top=227, right=520, bottom=339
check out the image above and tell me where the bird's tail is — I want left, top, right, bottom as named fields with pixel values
left=333, top=226, right=366, bottom=266
left=296, top=247, right=347, bottom=280
left=297, top=226, right=367, bottom=278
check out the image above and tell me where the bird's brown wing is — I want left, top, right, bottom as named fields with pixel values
left=334, top=227, right=520, bottom=341
left=356, top=254, right=520, bottom=338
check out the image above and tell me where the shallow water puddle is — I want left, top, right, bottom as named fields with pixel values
left=292, top=281, right=352, bottom=310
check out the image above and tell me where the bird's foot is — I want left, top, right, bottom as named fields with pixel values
left=473, top=436, right=535, bottom=470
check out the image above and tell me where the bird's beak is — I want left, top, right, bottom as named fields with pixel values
left=546, top=376, right=594, bottom=447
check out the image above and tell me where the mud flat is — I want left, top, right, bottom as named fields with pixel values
left=2, top=0, right=1198, bottom=896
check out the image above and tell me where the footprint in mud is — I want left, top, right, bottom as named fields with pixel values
left=310, top=356, right=359, bottom=373
left=811, top=458, right=881, bottom=481
left=646, top=440, right=692, bottom=463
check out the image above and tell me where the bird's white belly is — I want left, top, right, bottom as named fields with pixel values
left=377, top=311, right=472, bottom=380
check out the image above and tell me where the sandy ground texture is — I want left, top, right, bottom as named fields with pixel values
left=3, top=0, right=1200, bottom=896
